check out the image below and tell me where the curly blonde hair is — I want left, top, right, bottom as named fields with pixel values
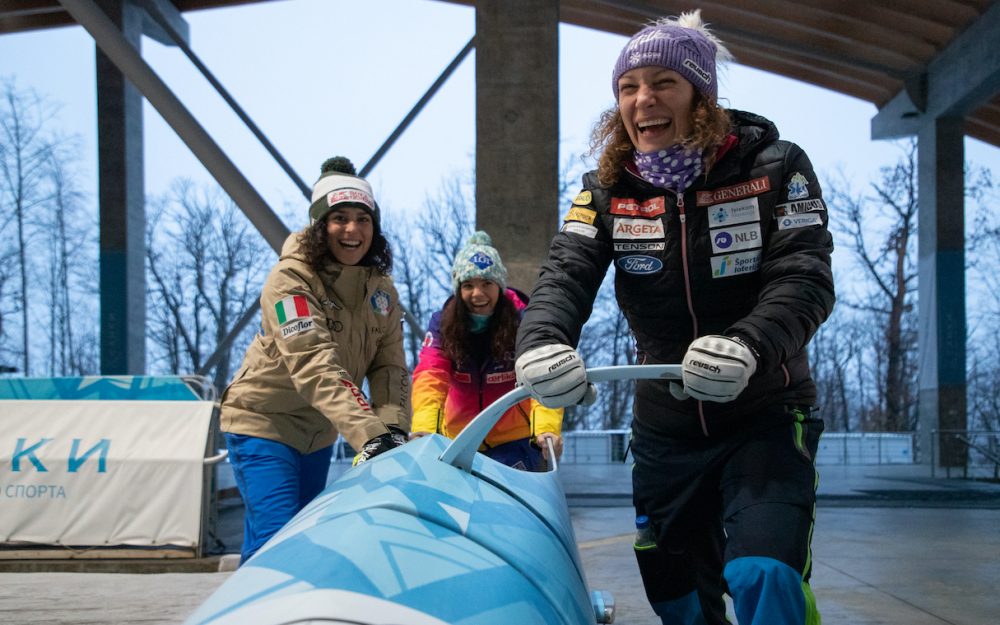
left=590, top=93, right=733, bottom=187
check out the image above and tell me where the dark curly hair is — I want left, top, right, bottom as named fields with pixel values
left=439, top=291, right=518, bottom=366
left=297, top=215, right=393, bottom=275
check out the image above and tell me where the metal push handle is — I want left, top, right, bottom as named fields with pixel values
left=440, top=364, right=683, bottom=472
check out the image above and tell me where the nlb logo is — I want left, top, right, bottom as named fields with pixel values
left=714, top=231, right=733, bottom=249
left=617, top=255, right=663, bottom=275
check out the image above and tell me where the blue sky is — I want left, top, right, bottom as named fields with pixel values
left=2, top=0, right=997, bottom=231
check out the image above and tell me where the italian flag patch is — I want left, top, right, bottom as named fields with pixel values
left=275, top=295, right=314, bottom=339
left=275, top=295, right=310, bottom=325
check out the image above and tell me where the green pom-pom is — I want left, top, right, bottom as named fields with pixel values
left=468, top=230, right=492, bottom=246
left=320, top=156, right=356, bottom=176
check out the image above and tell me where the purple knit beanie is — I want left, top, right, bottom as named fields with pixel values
left=612, top=10, right=725, bottom=102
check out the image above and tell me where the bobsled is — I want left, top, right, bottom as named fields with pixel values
left=184, top=365, right=682, bottom=625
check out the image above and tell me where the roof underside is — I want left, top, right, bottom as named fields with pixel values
left=2, top=0, right=998, bottom=147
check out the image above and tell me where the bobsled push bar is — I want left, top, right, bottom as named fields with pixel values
left=440, top=364, right=683, bottom=472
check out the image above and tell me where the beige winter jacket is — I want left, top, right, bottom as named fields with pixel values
left=220, top=233, right=410, bottom=453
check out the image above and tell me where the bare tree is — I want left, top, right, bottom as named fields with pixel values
left=0, top=78, right=62, bottom=374
left=41, top=140, right=98, bottom=375
left=824, top=141, right=920, bottom=431
left=145, top=179, right=270, bottom=390
left=388, top=173, right=475, bottom=367
left=966, top=165, right=1000, bottom=438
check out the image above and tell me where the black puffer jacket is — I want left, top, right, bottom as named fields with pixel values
left=517, top=111, right=835, bottom=438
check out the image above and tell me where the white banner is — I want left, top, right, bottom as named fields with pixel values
left=0, top=400, right=214, bottom=549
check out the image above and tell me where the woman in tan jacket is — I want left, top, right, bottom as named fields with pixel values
left=220, top=156, right=410, bottom=564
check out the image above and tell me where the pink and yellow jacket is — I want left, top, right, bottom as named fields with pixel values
left=411, top=289, right=562, bottom=449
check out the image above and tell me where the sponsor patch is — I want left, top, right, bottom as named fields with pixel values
left=613, top=218, right=665, bottom=240
left=370, top=289, right=392, bottom=316
left=697, top=176, right=771, bottom=206
left=561, top=221, right=598, bottom=238
left=775, top=198, right=825, bottom=216
left=340, top=379, right=371, bottom=411
left=710, top=223, right=762, bottom=254
left=610, top=196, right=666, bottom=218
left=573, top=190, right=593, bottom=206
left=682, top=58, right=711, bottom=85
left=275, top=295, right=314, bottom=338
left=786, top=172, right=810, bottom=200
left=327, top=188, right=374, bottom=210
left=453, top=372, right=472, bottom=383
left=486, top=371, right=517, bottom=384
left=565, top=206, right=597, bottom=225
left=616, top=255, right=663, bottom=275
left=614, top=241, right=665, bottom=252
left=275, top=295, right=310, bottom=325
left=711, top=250, right=761, bottom=278
left=280, top=319, right=314, bottom=338
left=777, top=213, right=824, bottom=230
left=468, top=252, right=494, bottom=270
left=708, top=197, right=760, bottom=227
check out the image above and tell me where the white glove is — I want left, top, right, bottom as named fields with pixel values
left=515, top=344, right=589, bottom=408
left=680, top=335, right=757, bottom=403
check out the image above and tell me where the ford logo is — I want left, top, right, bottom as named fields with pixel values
left=616, top=255, right=663, bottom=274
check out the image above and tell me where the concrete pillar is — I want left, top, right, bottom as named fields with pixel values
left=96, top=0, right=146, bottom=374
left=917, top=117, right=966, bottom=468
left=475, top=0, right=559, bottom=292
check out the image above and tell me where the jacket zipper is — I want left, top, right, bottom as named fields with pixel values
left=676, top=192, right=709, bottom=437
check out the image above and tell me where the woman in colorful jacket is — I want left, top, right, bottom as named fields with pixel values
left=411, top=231, right=563, bottom=471
left=514, top=11, right=834, bottom=625
left=220, top=157, right=410, bottom=564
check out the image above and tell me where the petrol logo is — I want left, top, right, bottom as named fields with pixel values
left=616, top=255, right=663, bottom=275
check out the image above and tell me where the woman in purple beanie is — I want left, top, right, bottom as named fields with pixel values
left=514, top=10, right=834, bottom=625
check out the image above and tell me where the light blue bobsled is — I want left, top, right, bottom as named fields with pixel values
left=185, top=365, right=682, bottom=625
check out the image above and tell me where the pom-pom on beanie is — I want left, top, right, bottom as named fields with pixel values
left=308, top=156, right=380, bottom=226
left=611, top=9, right=732, bottom=103
left=451, top=231, right=508, bottom=294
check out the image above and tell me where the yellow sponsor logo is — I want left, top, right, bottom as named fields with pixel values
left=565, top=206, right=597, bottom=225
left=573, top=190, right=593, bottom=206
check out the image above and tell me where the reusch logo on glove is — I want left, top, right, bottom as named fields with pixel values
left=548, top=354, right=576, bottom=372
left=689, top=359, right=721, bottom=374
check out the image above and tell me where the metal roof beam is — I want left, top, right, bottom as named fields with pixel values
left=137, top=0, right=189, bottom=46
left=872, top=0, right=1000, bottom=139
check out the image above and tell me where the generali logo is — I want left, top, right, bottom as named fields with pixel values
left=697, top=176, right=771, bottom=207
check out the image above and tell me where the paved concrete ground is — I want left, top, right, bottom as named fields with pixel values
left=2, top=463, right=998, bottom=625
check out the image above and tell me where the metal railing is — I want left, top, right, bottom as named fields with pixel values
left=931, top=429, right=1000, bottom=479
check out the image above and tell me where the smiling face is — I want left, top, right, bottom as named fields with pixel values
left=459, top=278, right=501, bottom=316
left=325, top=206, right=373, bottom=266
left=617, top=66, right=696, bottom=153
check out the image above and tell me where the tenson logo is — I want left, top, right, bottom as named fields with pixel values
left=7, top=438, right=110, bottom=473
left=616, top=255, right=663, bottom=274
